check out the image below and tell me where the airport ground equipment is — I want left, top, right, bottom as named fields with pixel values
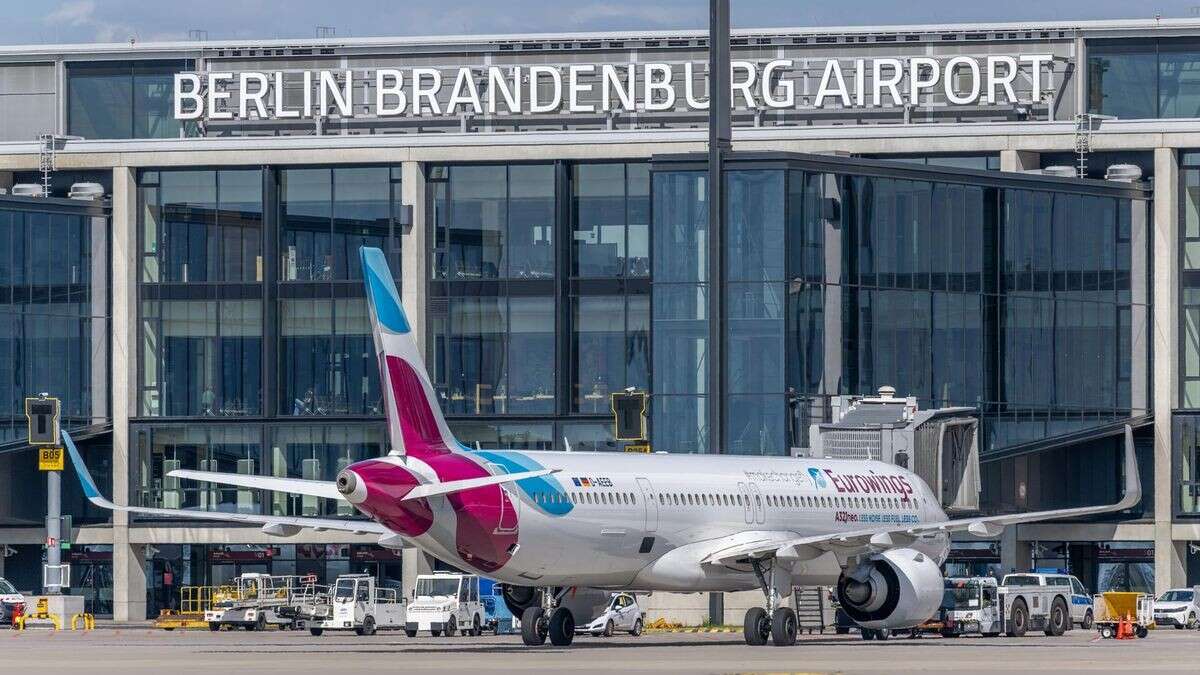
left=807, top=387, right=980, bottom=513
left=481, top=579, right=516, bottom=634
left=1095, top=592, right=1153, bottom=639
left=204, top=573, right=306, bottom=631
left=307, top=574, right=405, bottom=636
left=404, top=572, right=484, bottom=637
left=938, top=577, right=1068, bottom=637
left=576, top=592, right=644, bottom=637
left=155, top=585, right=222, bottom=630
left=1000, top=572, right=1093, bottom=629
left=793, top=587, right=835, bottom=634
left=1151, top=587, right=1200, bottom=629
left=13, top=597, right=61, bottom=630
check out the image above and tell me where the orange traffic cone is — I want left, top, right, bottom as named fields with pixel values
left=1116, top=614, right=1134, bottom=640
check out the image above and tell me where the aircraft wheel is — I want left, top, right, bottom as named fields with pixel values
left=771, top=607, right=797, bottom=646
left=744, top=607, right=770, bottom=646
left=548, top=607, right=575, bottom=646
left=874, top=628, right=891, bottom=641
left=521, top=606, right=547, bottom=646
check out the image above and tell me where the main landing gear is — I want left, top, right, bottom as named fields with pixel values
left=744, top=560, right=797, bottom=647
left=521, top=587, right=575, bottom=647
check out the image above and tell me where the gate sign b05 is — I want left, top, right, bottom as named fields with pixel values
left=25, top=396, right=60, bottom=446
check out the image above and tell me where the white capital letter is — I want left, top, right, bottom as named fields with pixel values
left=944, top=56, right=981, bottom=105
left=815, top=60, right=850, bottom=108
left=568, top=65, right=596, bottom=113
left=731, top=61, right=756, bottom=108
left=319, top=70, right=353, bottom=116
left=529, top=65, right=563, bottom=113
left=412, top=68, right=443, bottom=115
left=487, top=66, right=521, bottom=114
left=446, top=67, right=483, bottom=114
left=908, top=57, right=941, bottom=103
left=601, top=64, right=636, bottom=112
left=761, top=59, right=794, bottom=109
left=643, top=63, right=675, bottom=112
left=872, top=58, right=903, bottom=107
left=1020, top=54, right=1052, bottom=101
left=174, top=73, right=203, bottom=120
left=683, top=61, right=708, bottom=110
left=207, top=72, right=233, bottom=120
left=239, top=72, right=269, bottom=119
left=376, top=69, right=407, bottom=116
left=986, top=56, right=1019, bottom=104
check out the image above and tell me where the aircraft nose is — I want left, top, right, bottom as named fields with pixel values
left=336, top=469, right=368, bottom=504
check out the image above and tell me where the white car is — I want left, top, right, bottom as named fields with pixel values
left=1153, top=588, right=1200, bottom=629
left=0, top=577, right=24, bottom=625
left=577, top=593, right=645, bottom=637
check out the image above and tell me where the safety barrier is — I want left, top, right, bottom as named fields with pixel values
left=13, top=598, right=62, bottom=630
left=70, top=613, right=95, bottom=630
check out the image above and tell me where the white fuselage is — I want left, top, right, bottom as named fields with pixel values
left=387, top=451, right=950, bottom=592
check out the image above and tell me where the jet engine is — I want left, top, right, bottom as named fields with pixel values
left=835, top=547, right=943, bottom=629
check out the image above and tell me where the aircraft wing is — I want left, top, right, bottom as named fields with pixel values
left=63, top=431, right=391, bottom=537
left=703, top=425, right=1141, bottom=568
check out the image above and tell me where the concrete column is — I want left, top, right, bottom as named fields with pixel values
left=1000, top=526, right=1033, bottom=575
left=822, top=173, right=842, bottom=397
left=1153, top=148, right=1186, bottom=594
left=1000, top=151, right=1040, bottom=173
left=400, top=161, right=427, bottom=357
left=401, top=548, right=434, bottom=600
left=110, top=166, right=147, bottom=621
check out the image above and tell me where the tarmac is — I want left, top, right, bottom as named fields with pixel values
left=5, top=624, right=1200, bottom=674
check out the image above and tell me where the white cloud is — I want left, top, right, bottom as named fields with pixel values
left=46, top=0, right=97, bottom=27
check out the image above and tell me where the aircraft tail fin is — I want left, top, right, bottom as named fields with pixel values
left=360, top=247, right=461, bottom=458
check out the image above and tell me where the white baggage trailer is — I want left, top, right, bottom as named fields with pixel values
left=308, top=574, right=405, bottom=636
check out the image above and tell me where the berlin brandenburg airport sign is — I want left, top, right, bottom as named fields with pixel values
left=174, top=55, right=1054, bottom=120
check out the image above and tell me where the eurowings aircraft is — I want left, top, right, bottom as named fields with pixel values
left=64, top=246, right=1141, bottom=647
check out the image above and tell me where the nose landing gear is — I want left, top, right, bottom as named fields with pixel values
left=743, top=560, right=797, bottom=646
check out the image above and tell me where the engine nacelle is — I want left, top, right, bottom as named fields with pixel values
left=836, top=547, right=943, bottom=630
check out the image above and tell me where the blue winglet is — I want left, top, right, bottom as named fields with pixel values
left=62, top=430, right=103, bottom=501
left=359, top=247, right=410, bottom=334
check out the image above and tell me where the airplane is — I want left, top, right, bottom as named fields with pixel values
left=62, top=245, right=1141, bottom=648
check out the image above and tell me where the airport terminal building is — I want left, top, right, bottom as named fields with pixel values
left=0, top=17, right=1198, bottom=620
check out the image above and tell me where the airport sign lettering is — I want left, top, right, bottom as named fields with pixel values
left=174, top=55, right=1052, bottom=121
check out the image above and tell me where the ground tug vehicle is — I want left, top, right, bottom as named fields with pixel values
left=306, top=574, right=405, bottom=636
left=205, top=573, right=304, bottom=631
left=404, top=572, right=484, bottom=637
left=939, top=576, right=1073, bottom=637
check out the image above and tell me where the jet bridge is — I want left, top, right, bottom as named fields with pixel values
left=806, top=386, right=980, bottom=513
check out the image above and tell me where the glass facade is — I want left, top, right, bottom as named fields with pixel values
left=67, top=60, right=191, bottom=139
left=0, top=200, right=108, bottom=440
left=1088, top=39, right=1200, bottom=119
left=652, top=156, right=1150, bottom=456
left=428, top=162, right=651, bottom=447
left=134, top=166, right=403, bottom=512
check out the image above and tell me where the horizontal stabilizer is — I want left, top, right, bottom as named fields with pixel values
left=403, top=469, right=560, bottom=501
left=168, top=469, right=342, bottom=501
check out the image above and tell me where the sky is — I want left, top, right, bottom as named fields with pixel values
left=8, top=0, right=1200, bottom=45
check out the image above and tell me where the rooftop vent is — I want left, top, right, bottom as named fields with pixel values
left=11, top=183, right=42, bottom=197
left=1105, top=164, right=1143, bottom=182
left=1042, top=165, right=1077, bottom=178
left=68, top=182, right=104, bottom=200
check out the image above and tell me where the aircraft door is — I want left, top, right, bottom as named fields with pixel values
left=636, top=477, right=658, bottom=533
left=748, top=483, right=766, bottom=524
left=488, top=464, right=519, bottom=533
left=737, top=482, right=753, bottom=524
